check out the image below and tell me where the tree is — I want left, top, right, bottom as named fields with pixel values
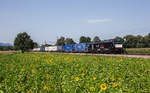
left=147, top=33, right=150, bottom=47
left=79, top=36, right=91, bottom=43
left=123, top=35, right=138, bottom=48
left=143, top=33, right=150, bottom=47
left=79, top=36, right=87, bottom=43
left=33, top=42, right=38, bottom=48
left=93, top=36, right=101, bottom=42
left=136, top=35, right=144, bottom=48
left=65, top=38, right=76, bottom=45
left=123, top=34, right=150, bottom=48
left=56, top=36, right=65, bottom=46
left=114, top=36, right=124, bottom=42
left=86, top=37, right=91, bottom=43
left=14, top=32, right=34, bottom=53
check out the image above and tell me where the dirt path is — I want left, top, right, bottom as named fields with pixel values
left=65, top=53, right=150, bottom=59
left=0, top=51, right=16, bottom=55
left=34, top=52, right=150, bottom=59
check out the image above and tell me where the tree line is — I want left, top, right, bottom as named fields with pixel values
left=56, top=36, right=100, bottom=46
left=114, top=33, right=150, bottom=48
left=9, top=32, right=150, bottom=53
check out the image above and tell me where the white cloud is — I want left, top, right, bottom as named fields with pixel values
left=88, top=18, right=112, bottom=23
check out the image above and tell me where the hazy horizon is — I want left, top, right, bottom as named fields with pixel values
left=0, top=0, right=150, bottom=45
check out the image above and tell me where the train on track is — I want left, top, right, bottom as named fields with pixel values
left=33, top=40, right=124, bottom=54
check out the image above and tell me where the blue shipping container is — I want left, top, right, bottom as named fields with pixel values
left=64, top=45, right=73, bottom=52
left=57, top=46, right=63, bottom=51
left=40, top=47, right=45, bottom=52
left=75, top=43, right=88, bottom=52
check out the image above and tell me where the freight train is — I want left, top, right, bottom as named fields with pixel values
left=32, top=40, right=123, bottom=54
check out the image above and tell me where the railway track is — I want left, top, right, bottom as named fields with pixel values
left=62, top=53, right=150, bottom=59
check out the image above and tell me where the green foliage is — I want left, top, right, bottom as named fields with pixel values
left=65, top=38, right=76, bottom=45
left=114, top=33, right=150, bottom=48
left=79, top=36, right=91, bottom=43
left=123, top=35, right=137, bottom=48
left=56, top=37, right=76, bottom=45
left=14, top=32, right=35, bottom=53
left=126, top=48, right=150, bottom=55
left=33, top=42, right=38, bottom=48
left=143, top=34, right=150, bottom=47
left=0, top=53, right=150, bottom=93
left=86, top=37, right=91, bottom=43
left=79, top=36, right=86, bottom=43
left=93, top=36, right=101, bottom=42
left=114, top=36, right=124, bottom=42
left=56, top=37, right=65, bottom=46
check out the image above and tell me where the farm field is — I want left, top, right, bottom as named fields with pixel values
left=0, top=53, right=150, bottom=93
left=0, top=51, right=16, bottom=55
left=126, top=48, right=150, bottom=55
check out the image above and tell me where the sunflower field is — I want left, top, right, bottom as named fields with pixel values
left=0, top=53, right=150, bottom=93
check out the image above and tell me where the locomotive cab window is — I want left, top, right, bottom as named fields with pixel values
left=104, top=42, right=113, bottom=48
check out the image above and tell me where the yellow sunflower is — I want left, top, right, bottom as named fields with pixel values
left=93, top=77, right=96, bottom=80
left=113, top=82, right=119, bottom=87
left=43, top=85, right=47, bottom=89
left=110, top=77, right=115, bottom=81
left=81, top=73, right=85, bottom=77
left=89, top=87, right=95, bottom=91
left=46, top=74, right=51, bottom=79
left=75, top=77, right=79, bottom=82
left=118, top=77, right=121, bottom=81
left=28, top=89, right=32, bottom=93
left=100, top=83, right=107, bottom=91
left=47, top=86, right=51, bottom=91
left=31, top=69, right=35, bottom=73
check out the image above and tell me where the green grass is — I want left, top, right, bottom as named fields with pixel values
left=125, top=48, right=150, bottom=55
left=0, top=51, right=16, bottom=55
left=0, top=53, right=150, bottom=93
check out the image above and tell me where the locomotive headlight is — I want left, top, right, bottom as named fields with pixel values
left=115, top=44, right=122, bottom=48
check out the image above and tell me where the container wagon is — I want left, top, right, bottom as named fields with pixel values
left=57, top=46, right=63, bottom=52
left=49, top=46, right=58, bottom=52
left=32, top=48, right=41, bottom=52
left=64, top=45, right=73, bottom=52
left=74, top=43, right=89, bottom=52
left=45, top=46, right=58, bottom=52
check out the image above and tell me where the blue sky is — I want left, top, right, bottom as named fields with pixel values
left=0, top=0, right=150, bottom=44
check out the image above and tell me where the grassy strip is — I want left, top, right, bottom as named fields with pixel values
left=0, top=51, right=16, bottom=55
left=125, top=48, right=150, bottom=55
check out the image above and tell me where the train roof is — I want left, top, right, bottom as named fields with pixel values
left=88, top=40, right=123, bottom=44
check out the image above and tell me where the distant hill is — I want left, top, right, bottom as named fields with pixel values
left=0, top=43, right=13, bottom=46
